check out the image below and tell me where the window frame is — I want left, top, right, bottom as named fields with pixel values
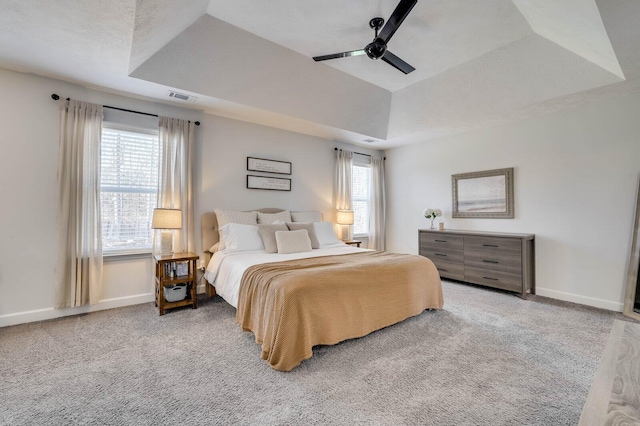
left=352, top=160, right=372, bottom=238
left=100, top=122, right=160, bottom=256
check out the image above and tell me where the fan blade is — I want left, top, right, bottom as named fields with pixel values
left=313, top=50, right=366, bottom=62
left=378, top=0, right=417, bottom=44
left=381, top=51, right=415, bottom=74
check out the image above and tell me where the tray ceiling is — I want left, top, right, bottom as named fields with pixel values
left=1, top=0, right=639, bottom=148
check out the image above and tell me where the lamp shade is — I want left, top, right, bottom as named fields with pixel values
left=336, top=210, right=354, bottom=225
left=151, top=208, right=182, bottom=229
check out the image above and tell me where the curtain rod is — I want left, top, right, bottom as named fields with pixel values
left=51, top=94, right=200, bottom=126
left=334, top=147, right=385, bottom=160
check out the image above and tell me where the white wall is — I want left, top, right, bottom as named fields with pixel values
left=385, top=92, right=640, bottom=311
left=193, top=113, right=378, bottom=256
left=0, top=69, right=203, bottom=326
left=0, top=68, right=376, bottom=327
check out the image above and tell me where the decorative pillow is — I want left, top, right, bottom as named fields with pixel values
left=208, top=242, right=221, bottom=254
left=258, top=223, right=288, bottom=253
left=291, top=211, right=323, bottom=223
left=256, top=210, right=292, bottom=224
left=214, top=209, right=258, bottom=227
left=314, top=221, right=341, bottom=246
left=286, top=222, right=319, bottom=249
left=275, top=229, right=312, bottom=254
left=218, top=223, right=264, bottom=253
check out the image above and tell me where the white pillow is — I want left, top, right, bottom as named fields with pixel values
left=291, top=211, right=323, bottom=223
left=275, top=229, right=312, bottom=254
left=214, top=209, right=258, bottom=250
left=257, top=210, right=292, bottom=224
left=218, top=223, right=264, bottom=253
left=314, top=221, right=340, bottom=246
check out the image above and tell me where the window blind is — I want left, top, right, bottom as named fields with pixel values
left=100, top=126, right=160, bottom=253
left=352, top=164, right=372, bottom=235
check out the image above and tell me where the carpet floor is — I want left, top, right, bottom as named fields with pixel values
left=0, top=281, right=628, bottom=425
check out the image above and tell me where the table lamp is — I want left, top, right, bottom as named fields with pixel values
left=336, top=209, right=354, bottom=241
left=152, top=208, right=182, bottom=255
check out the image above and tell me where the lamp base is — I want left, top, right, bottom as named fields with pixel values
left=159, top=230, right=173, bottom=255
left=339, top=224, right=352, bottom=241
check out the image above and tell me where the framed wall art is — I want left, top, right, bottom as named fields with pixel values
left=452, top=168, right=514, bottom=218
left=247, top=157, right=292, bottom=175
left=246, top=175, right=291, bottom=191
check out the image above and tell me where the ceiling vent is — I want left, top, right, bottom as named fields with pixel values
left=168, top=91, right=197, bottom=103
left=362, top=139, right=378, bottom=144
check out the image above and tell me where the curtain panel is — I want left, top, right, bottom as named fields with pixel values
left=55, top=100, right=104, bottom=308
left=157, top=117, right=195, bottom=254
left=334, top=149, right=353, bottom=241
left=370, top=156, right=386, bottom=250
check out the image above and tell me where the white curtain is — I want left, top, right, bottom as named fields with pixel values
left=370, top=156, right=386, bottom=250
left=157, top=117, right=195, bottom=254
left=335, top=149, right=353, bottom=240
left=55, top=100, right=104, bottom=308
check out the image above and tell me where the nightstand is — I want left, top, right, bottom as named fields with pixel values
left=154, top=252, right=199, bottom=316
left=344, top=241, right=362, bottom=247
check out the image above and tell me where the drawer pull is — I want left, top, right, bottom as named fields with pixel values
left=435, top=253, right=447, bottom=257
left=435, top=239, right=447, bottom=243
left=483, top=244, right=499, bottom=248
left=483, top=277, right=499, bottom=281
left=482, top=260, right=499, bottom=264
left=438, top=268, right=448, bottom=272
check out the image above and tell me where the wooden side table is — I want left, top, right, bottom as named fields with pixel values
left=154, top=252, right=199, bottom=316
left=344, top=241, right=362, bottom=247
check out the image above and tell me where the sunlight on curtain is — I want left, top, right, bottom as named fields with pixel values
left=370, top=156, right=386, bottom=250
left=335, top=149, right=353, bottom=241
left=157, top=117, right=195, bottom=254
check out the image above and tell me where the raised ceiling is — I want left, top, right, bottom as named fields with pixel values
left=1, top=0, right=640, bottom=149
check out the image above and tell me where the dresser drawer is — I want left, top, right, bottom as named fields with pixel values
left=464, top=236, right=521, bottom=254
left=420, top=232, right=464, bottom=250
left=430, top=259, right=464, bottom=281
left=420, top=247, right=464, bottom=264
left=464, top=266, right=521, bottom=292
left=464, top=250, right=522, bottom=274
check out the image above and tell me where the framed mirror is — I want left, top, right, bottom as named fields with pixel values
left=452, top=168, right=514, bottom=218
left=624, top=179, right=640, bottom=321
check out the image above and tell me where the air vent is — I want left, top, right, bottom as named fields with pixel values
left=168, top=91, right=197, bottom=103
left=362, top=139, right=377, bottom=144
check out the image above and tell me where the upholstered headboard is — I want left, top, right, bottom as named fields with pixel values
left=201, top=208, right=286, bottom=258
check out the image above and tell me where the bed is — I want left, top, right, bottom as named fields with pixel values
left=202, top=209, right=444, bottom=371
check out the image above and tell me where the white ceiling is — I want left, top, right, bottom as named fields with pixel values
left=1, top=0, right=639, bottom=149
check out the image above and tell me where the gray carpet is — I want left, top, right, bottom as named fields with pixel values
left=0, top=281, right=624, bottom=425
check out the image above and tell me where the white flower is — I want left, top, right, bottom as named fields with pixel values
left=423, top=208, right=442, bottom=219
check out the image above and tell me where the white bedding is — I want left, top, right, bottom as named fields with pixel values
left=204, top=243, right=369, bottom=308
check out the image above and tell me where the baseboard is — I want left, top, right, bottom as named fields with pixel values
left=0, top=293, right=154, bottom=328
left=2, top=285, right=213, bottom=328
left=536, top=287, right=623, bottom=312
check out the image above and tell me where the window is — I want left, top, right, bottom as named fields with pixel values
left=100, top=125, right=160, bottom=253
left=352, top=164, right=372, bottom=235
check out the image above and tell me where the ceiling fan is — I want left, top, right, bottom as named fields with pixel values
left=313, top=0, right=417, bottom=74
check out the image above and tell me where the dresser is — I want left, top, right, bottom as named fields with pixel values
left=419, top=229, right=535, bottom=298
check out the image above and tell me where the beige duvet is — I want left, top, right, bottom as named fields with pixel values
left=236, top=251, right=443, bottom=371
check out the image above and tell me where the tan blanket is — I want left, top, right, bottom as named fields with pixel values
left=236, top=251, right=443, bottom=371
